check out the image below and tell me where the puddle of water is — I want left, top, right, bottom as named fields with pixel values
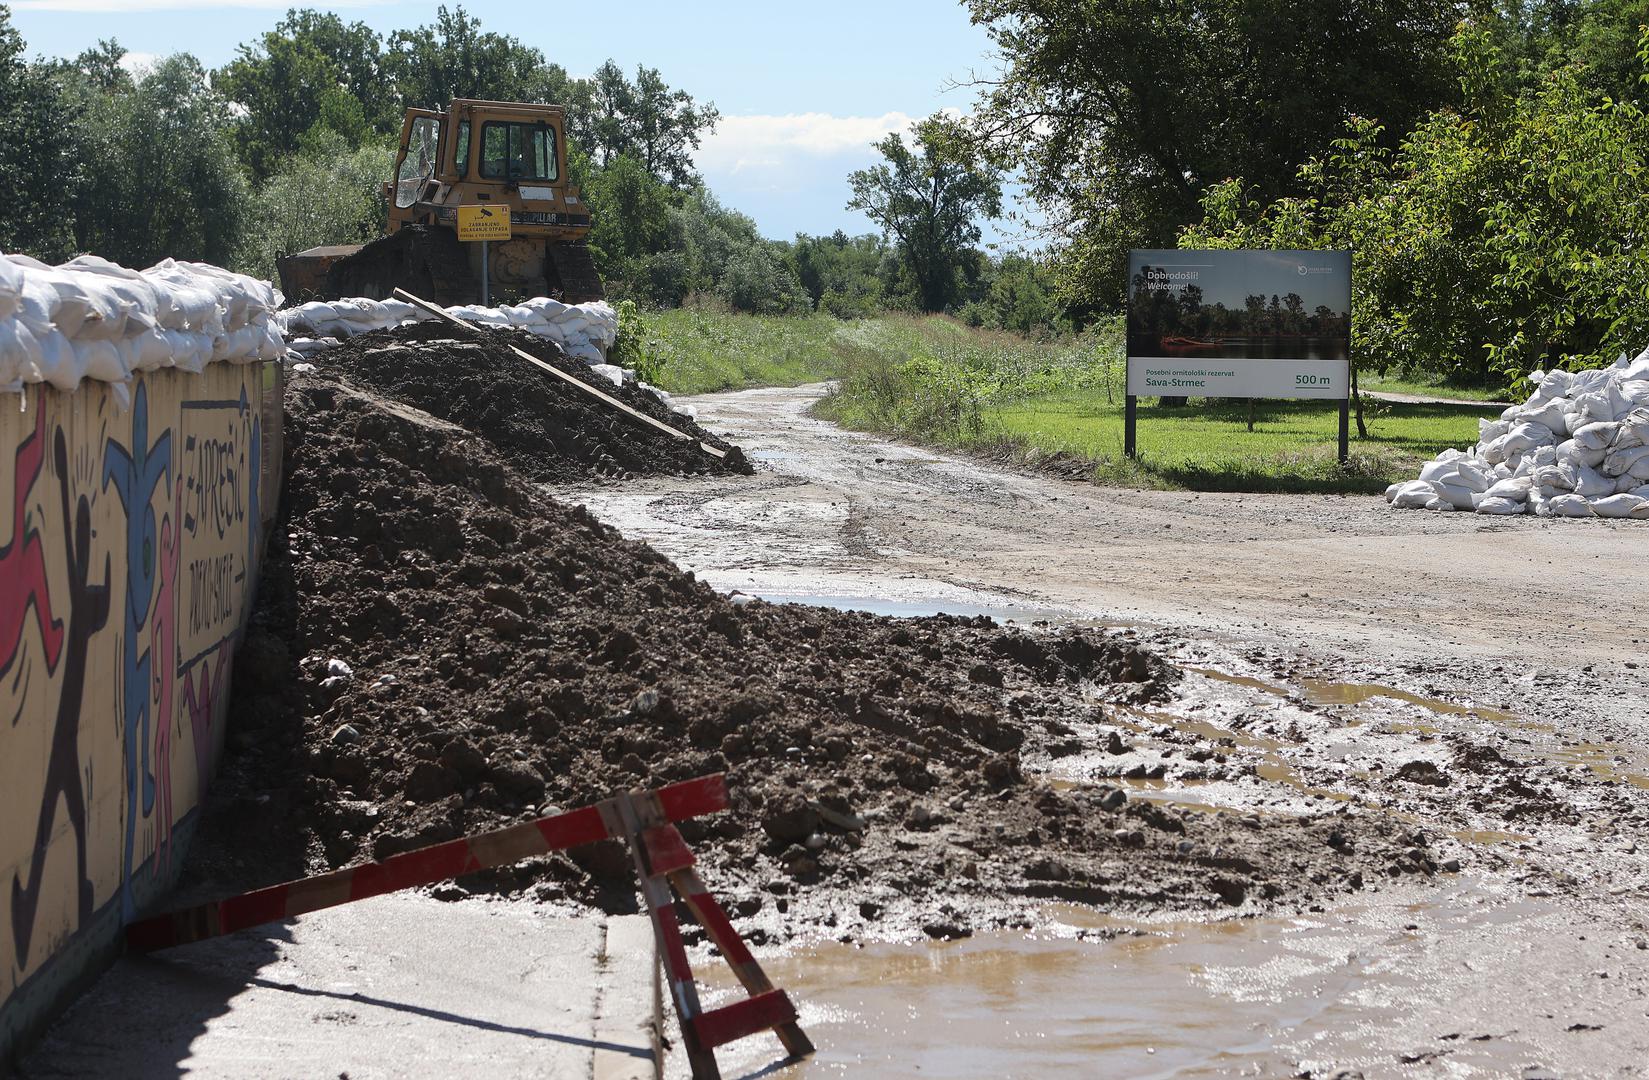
left=1187, top=666, right=1519, bottom=726
left=1545, top=742, right=1649, bottom=790
left=685, top=890, right=1608, bottom=1080
left=1451, top=828, right=1530, bottom=846
left=1299, top=678, right=1519, bottom=725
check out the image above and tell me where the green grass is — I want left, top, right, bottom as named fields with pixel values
left=981, top=393, right=1488, bottom=494
left=633, top=306, right=857, bottom=395
left=640, top=306, right=1493, bottom=494
left=1359, top=372, right=1511, bottom=401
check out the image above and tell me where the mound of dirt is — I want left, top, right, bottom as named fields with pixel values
left=319, top=320, right=750, bottom=483
left=203, top=370, right=1443, bottom=943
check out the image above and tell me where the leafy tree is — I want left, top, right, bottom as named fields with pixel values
left=238, top=131, right=392, bottom=280
left=1183, top=19, right=1649, bottom=399
left=75, top=38, right=132, bottom=92
left=847, top=113, right=1003, bottom=312
left=965, top=0, right=1465, bottom=311
left=273, top=9, right=387, bottom=128
left=216, top=33, right=355, bottom=180
left=382, top=5, right=547, bottom=111
left=71, top=54, right=248, bottom=267
left=0, top=7, right=81, bottom=260
left=585, top=60, right=718, bottom=187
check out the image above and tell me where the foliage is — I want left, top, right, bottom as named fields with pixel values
left=847, top=113, right=1004, bottom=312
left=0, top=8, right=81, bottom=261
left=68, top=54, right=248, bottom=268
left=958, top=253, right=1067, bottom=336
left=1182, top=19, right=1649, bottom=389
left=964, top=0, right=1464, bottom=312
left=586, top=60, right=719, bottom=188
left=809, top=312, right=1475, bottom=494
left=216, top=29, right=369, bottom=181
left=238, top=133, right=392, bottom=281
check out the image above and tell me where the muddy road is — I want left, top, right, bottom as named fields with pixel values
left=554, top=383, right=1649, bottom=1079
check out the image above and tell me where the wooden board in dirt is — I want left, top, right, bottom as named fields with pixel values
left=318, top=320, right=751, bottom=484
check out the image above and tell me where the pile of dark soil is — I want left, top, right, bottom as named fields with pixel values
left=321, top=321, right=750, bottom=483
left=203, top=371, right=1442, bottom=944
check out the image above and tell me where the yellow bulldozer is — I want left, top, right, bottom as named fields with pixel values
left=277, top=99, right=603, bottom=307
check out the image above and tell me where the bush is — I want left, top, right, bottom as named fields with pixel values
left=238, top=132, right=391, bottom=280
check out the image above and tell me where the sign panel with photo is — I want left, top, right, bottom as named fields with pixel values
left=1126, top=249, right=1352, bottom=400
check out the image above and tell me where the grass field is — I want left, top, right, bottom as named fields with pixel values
left=640, top=308, right=1492, bottom=494
left=981, top=393, right=1487, bottom=493
left=1359, top=372, right=1511, bottom=402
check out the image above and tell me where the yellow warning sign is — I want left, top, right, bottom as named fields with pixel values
left=457, top=205, right=511, bottom=241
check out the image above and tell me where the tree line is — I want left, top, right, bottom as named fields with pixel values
left=0, top=3, right=1059, bottom=333
left=965, top=0, right=1649, bottom=385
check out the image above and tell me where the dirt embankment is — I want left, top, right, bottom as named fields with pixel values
left=199, top=342, right=1451, bottom=944
left=318, top=321, right=750, bottom=482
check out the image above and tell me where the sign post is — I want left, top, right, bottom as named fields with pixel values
left=456, top=205, right=512, bottom=307
left=1124, top=249, right=1353, bottom=462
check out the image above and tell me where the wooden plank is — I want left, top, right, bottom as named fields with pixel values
left=392, top=288, right=727, bottom=460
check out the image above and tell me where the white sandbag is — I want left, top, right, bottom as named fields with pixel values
left=1517, top=397, right=1569, bottom=435
left=0, top=318, right=40, bottom=387
left=1572, top=421, right=1620, bottom=452
left=1424, top=496, right=1457, bottom=511
left=588, top=363, right=625, bottom=389
left=0, top=255, right=23, bottom=320
left=1501, top=421, right=1556, bottom=456
left=1384, top=482, right=1403, bottom=502
left=162, top=328, right=212, bottom=374
left=1600, top=443, right=1649, bottom=477
left=1478, top=417, right=1510, bottom=444
left=1555, top=439, right=1607, bottom=470
left=1589, top=494, right=1647, bottom=518
left=1483, top=476, right=1531, bottom=501
left=1429, top=481, right=1478, bottom=509
left=74, top=337, right=131, bottom=383
left=130, top=327, right=173, bottom=370
left=1390, top=480, right=1438, bottom=509
left=1475, top=496, right=1525, bottom=515
left=35, top=327, right=86, bottom=392
left=1548, top=493, right=1593, bottom=517
left=1567, top=461, right=1616, bottom=497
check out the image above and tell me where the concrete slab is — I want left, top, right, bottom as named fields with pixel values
left=18, top=894, right=658, bottom=1079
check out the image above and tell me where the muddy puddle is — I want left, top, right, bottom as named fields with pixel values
left=679, top=885, right=1642, bottom=1079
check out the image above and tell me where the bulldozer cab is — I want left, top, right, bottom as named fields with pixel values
left=279, top=99, right=601, bottom=307
left=385, top=101, right=582, bottom=234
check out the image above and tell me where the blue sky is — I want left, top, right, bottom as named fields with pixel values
left=8, top=0, right=1028, bottom=244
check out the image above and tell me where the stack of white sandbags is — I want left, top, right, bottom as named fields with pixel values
left=279, top=295, right=617, bottom=364
left=0, top=252, right=284, bottom=404
left=1387, top=346, right=1649, bottom=518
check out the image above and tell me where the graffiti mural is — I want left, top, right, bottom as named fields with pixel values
left=1, top=362, right=280, bottom=1060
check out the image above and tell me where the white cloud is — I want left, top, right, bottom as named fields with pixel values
left=13, top=0, right=388, bottom=10
left=695, top=112, right=921, bottom=176
left=117, top=50, right=156, bottom=73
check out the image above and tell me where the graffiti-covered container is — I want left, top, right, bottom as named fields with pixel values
left=0, top=361, right=283, bottom=1063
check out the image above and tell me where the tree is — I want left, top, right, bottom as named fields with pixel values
left=216, top=33, right=356, bottom=180
left=272, top=9, right=387, bottom=128
left=0, top=8, right=82, bottom=261
left=964, top=0, right=1464, bottom=310
left=238, top=131, right=391, bottom=280
left=847, top=113, right=1004, bottom=312
left=71, top=54, right=248, bottom=268
left=382, top=5, right=547, bottom=111
left=585, top=60, right=718, bottom=187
